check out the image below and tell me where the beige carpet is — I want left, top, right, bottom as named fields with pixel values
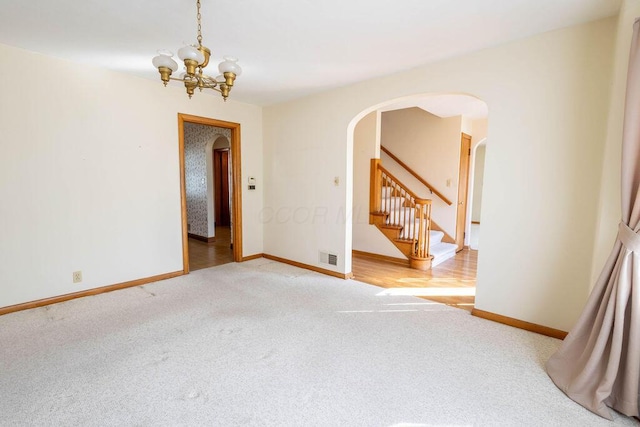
left=0, top=259, right=637, bottom=426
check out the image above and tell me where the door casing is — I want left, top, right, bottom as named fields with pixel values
left=455, top=133, right=471, bottom=251
left=178, top=113, right=243, bottom=272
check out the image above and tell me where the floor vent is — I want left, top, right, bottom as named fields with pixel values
left=319, top=251, right=338, bottom=266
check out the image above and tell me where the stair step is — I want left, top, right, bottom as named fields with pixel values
left=394, top=238, right=414, bottom=244
left=370, top=211, right=388, bottom=227
left=396, top=229, right=444, bottom=244
left=393, top=239, right=415, bottom=254
left=396, top=220, right=436, bottom=240
left=380, top=224, right=403, bottom=231
left=376, top=222, right=403, bottom=243
left=430, top=242, right=458, bottom=267
left=430, top=230, right=444, bottom=245
left=386, top=207, right=416, bottom=225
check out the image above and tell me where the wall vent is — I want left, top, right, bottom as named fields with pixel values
left=319, top=251, right=338, bottom=266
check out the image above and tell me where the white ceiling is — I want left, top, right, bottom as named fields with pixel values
left=0, top=0, right=621, bottom=106
left=380, top=94, right=489, bottom=119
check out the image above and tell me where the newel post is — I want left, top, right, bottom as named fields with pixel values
left=409, top=198, right=433, bottom=271
left=370, top=158, right=382, bottom=224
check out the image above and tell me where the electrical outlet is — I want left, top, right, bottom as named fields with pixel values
left=73, top=271, right=82, bottom=283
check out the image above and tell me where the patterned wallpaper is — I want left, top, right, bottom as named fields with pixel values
left=184, top=123, right=231, bottom=238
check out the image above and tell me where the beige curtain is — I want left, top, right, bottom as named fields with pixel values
left=546, top=18, right=640, bottom=420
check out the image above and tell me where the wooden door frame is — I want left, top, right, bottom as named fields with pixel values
left=178, top=113, right=243, bottom=273
left=455, top=133, right=472, bottom=251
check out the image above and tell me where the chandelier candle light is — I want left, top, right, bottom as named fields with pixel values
left=152, top=0, right=241, bottom=101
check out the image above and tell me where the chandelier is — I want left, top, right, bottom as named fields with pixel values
left=152, top=0, right=241, bottom=101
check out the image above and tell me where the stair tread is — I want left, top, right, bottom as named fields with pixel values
left=430, top=243, right=458, bottom=267
left=430, top=242, right=457, bottom=256
left=380, top=224, right=403, bottom=230
left=394, top=238, right=413, bottom=242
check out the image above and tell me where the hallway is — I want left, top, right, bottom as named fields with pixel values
left=188, top=226, right=233, bottom=271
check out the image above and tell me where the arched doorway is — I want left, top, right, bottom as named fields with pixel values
left=348, top=93, right=488, bottom=310
left=211, top=135, right=232, bottom=229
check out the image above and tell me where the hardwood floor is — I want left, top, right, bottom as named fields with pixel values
left=351, top=249, right=478, bottom=311
left=188, top=226, right=234, bottom=271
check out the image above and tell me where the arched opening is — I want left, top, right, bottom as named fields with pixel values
left=347, top=93, right=488, bottom=310
left=208, top=135, right=232, bottom=233
left=467, top=139, right=487, bottom=250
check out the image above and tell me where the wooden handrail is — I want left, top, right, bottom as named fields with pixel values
left=380, top=145, right=453, bottom=206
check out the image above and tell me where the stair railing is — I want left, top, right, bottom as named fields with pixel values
left=370, top=159, right=432, bottom=262
left=380, top=145, right=452, bottom=206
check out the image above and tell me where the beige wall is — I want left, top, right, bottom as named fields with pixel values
left=264, top=17, right=617, bottom=331
left=0, top=43, right=264, bottom=308
left=381, top=108, right=462, bottom=236
left=471, top=145, right=486, bottom=223
left=590, top=0, right=640, bottom=286
left=468, top=117, right=488, bottom=233
left=471, top=118, right=488, bottom=148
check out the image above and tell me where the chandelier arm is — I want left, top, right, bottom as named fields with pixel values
left=200, top=76, right=219, bottom=84
left=166, top=76, right=220, bottom=89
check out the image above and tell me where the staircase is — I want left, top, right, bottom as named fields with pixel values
left=369, top=159, right=458, bottom=270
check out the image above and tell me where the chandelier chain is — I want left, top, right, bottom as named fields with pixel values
left=196, top=0, right=202, bottom=46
